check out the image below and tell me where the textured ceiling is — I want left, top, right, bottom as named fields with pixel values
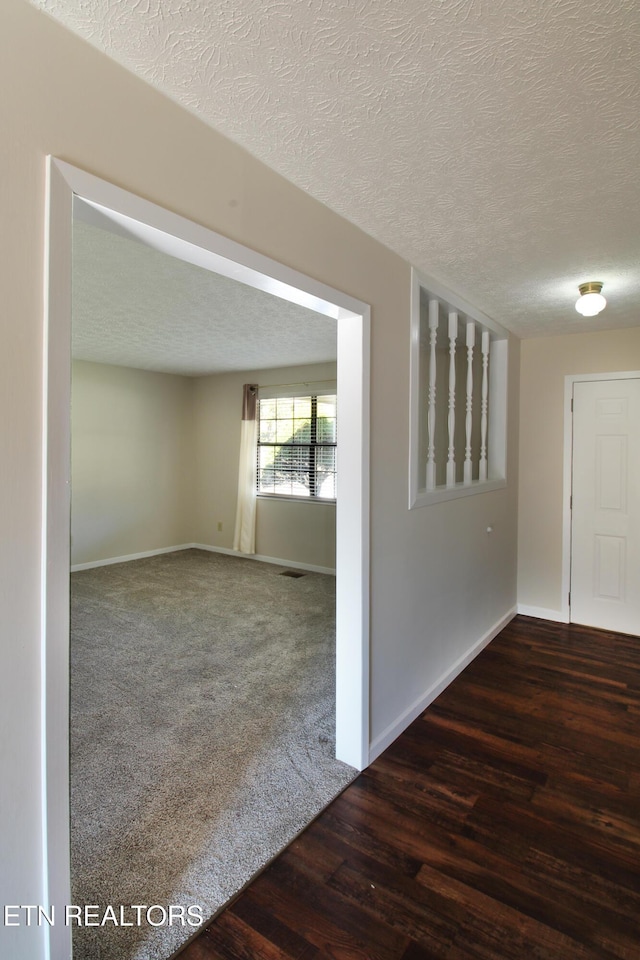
left=33, top=0, right=640, bottom=338
left=72, top=219, right=336, bottom=376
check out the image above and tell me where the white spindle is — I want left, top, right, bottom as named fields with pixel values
left=426, top=299, right=439, bottom=491
left=446, top=311, right=458, bottom=487
left=464, top=322, right=475, bottom=484
left=479, top=330, right=490, bottom=481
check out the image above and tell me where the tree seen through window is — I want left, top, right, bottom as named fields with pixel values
left=257, top=394, right=337, bottom=499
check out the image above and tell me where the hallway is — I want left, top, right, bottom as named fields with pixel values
left=180, top=615, right=640, bottom=959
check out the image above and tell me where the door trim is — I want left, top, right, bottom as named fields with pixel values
left=43, top=157, right=371, bottom=960
left=562, top=370, right=640, bottom=625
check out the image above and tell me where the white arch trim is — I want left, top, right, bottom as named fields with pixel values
left=42, top=157, right=370, bottom=959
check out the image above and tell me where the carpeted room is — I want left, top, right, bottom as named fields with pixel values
left=70, top=213, right=354, bottom=959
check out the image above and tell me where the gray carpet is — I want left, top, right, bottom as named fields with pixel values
left=70, top=548, right=355, bottom=960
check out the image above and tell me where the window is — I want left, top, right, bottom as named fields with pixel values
left=257, top=393, right=337, bottom=499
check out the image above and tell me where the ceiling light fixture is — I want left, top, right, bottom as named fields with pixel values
left=575, top=281, right=606, bottom=317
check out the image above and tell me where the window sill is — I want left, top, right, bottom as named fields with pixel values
left=410, top=477, right=506, bottom=509
left=257, top=494, right=337, bottom=505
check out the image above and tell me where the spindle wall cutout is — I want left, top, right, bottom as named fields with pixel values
left=409, top=269, right=509, bottom=508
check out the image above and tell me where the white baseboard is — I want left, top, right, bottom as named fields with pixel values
left=70, top=544, right=194, bottom=572
left=71, top=542, right=336, bottom=576
left=368, top=606, right=517, bottom=764
left=191, top=543, right=335, bottom=576
left=516, top=604, right=569, bottom=623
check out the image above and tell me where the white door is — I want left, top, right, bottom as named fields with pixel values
left=571, top=377, right=640, bottom=634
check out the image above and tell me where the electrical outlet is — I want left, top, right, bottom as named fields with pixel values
left=217, top=522, right=223, bottom=532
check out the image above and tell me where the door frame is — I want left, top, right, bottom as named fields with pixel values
left=43, top=157, right=370, bottom=960
left=562, top=370, right=640, bottom=624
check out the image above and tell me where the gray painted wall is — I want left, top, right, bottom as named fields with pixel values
left=0, top=3, right=518, bottom=956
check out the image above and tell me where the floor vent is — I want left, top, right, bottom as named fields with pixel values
left=280, top=570, right=306, bottom=578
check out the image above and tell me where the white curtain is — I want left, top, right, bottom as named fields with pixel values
left=233, top=383, right=258, bottom=554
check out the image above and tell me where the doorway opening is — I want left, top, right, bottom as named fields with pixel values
left=42, top=158, right=370, bottom=960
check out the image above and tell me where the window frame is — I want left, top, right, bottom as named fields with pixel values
left=256, top=388, right=337, bottom=502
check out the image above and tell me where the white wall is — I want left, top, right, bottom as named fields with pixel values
left=70, top=359, right=336, bottom=570
left=71, top=361, right=195, bottom=565
left=368, top=331, right=519, bottom=755
left=0, top=3, right=518, bottom=956
left=255, top=498, right=335, bottom=570
left=192, top=362, right=337, bottom=570
left=518, top=326, right=640, bottom=617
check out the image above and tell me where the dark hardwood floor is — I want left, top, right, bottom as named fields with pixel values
left=177, top=616, right=640, bottom=960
